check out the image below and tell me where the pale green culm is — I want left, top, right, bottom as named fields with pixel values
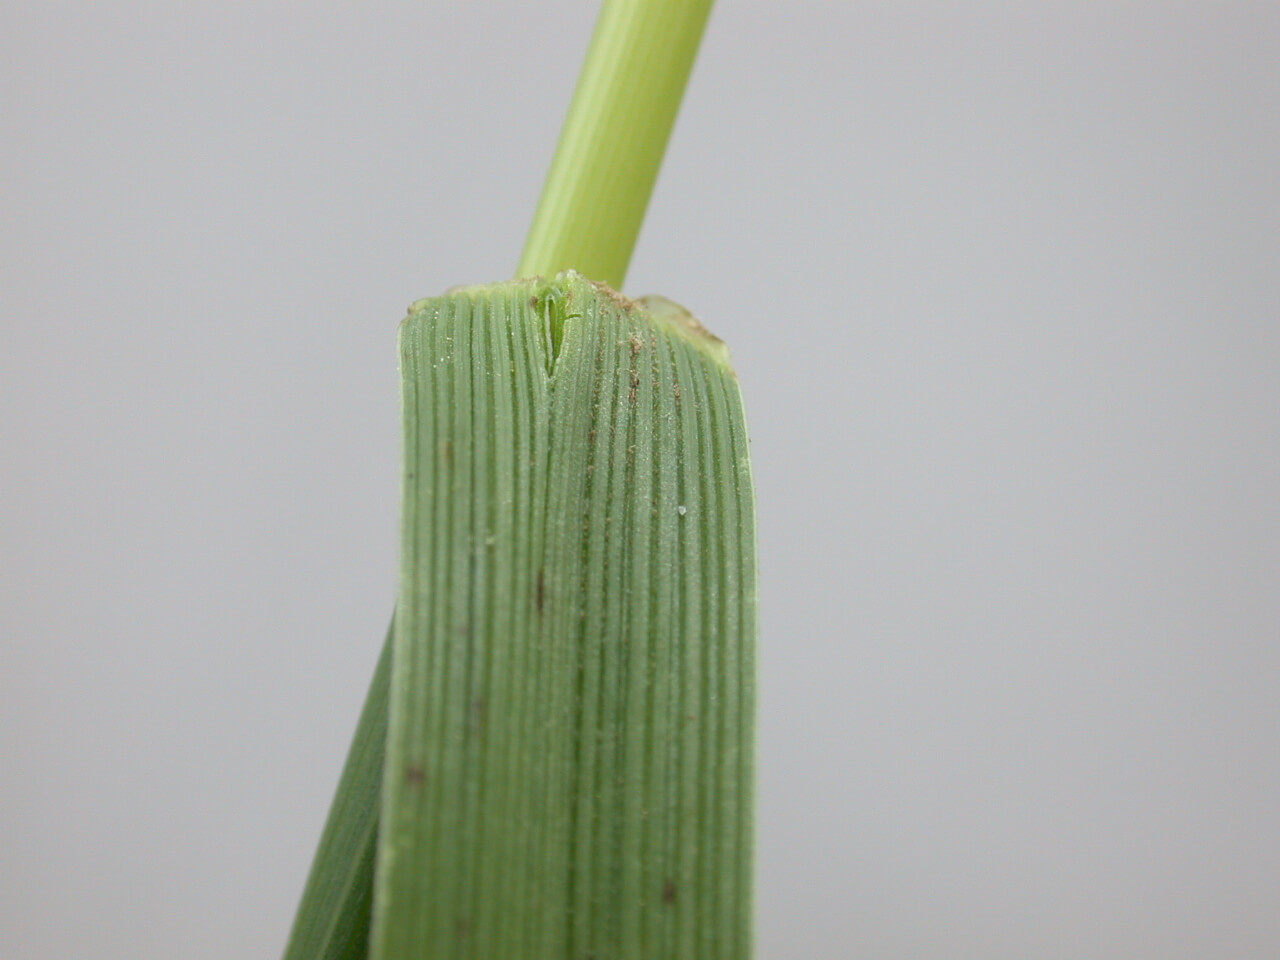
left=373, top=272, right=756, bottom=959
left=517, top=0, right=715, bottom=287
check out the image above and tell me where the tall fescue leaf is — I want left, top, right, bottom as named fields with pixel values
left=282, top=627, right=389, bottom=960
left=372, top=272, right=755, bottom=960
left=282, top=2, right=743, bottom=956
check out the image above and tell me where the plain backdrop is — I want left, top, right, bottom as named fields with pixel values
left=3, top=2, right=1278, bottom=958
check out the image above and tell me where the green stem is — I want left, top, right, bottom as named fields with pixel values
left=517, top=0, right=715, bottom=289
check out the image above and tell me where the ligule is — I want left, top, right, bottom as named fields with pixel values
left=368, top=271, right=757, bottom=960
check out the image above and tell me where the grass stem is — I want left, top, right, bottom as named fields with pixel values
left=517, top=0, right=715, bottom=288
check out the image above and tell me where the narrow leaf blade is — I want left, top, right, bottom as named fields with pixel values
left=374, top=273, right=756, bottom=960
left=282, top=623, right=391, bottom=960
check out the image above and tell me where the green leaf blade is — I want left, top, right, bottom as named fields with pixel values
left=373, top=273, right=756, bottom=960
left=281, top=624, right=391, bottom=960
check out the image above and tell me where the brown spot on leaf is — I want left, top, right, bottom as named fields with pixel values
left=588, top=278, right=638, bottom=313
left=662, top=879, right=677, bottom=905
left=405, top=765, right=426, bottom=788
left=443, top=439, right=454, bottom=468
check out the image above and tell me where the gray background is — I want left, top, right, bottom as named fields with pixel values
left=3, top=2, right=1278, bottom=958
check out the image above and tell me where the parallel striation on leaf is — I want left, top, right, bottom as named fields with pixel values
left=371, top=271, right=756, bottom=960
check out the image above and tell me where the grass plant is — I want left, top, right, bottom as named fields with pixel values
left=283, top=2, right=754, bottom=957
